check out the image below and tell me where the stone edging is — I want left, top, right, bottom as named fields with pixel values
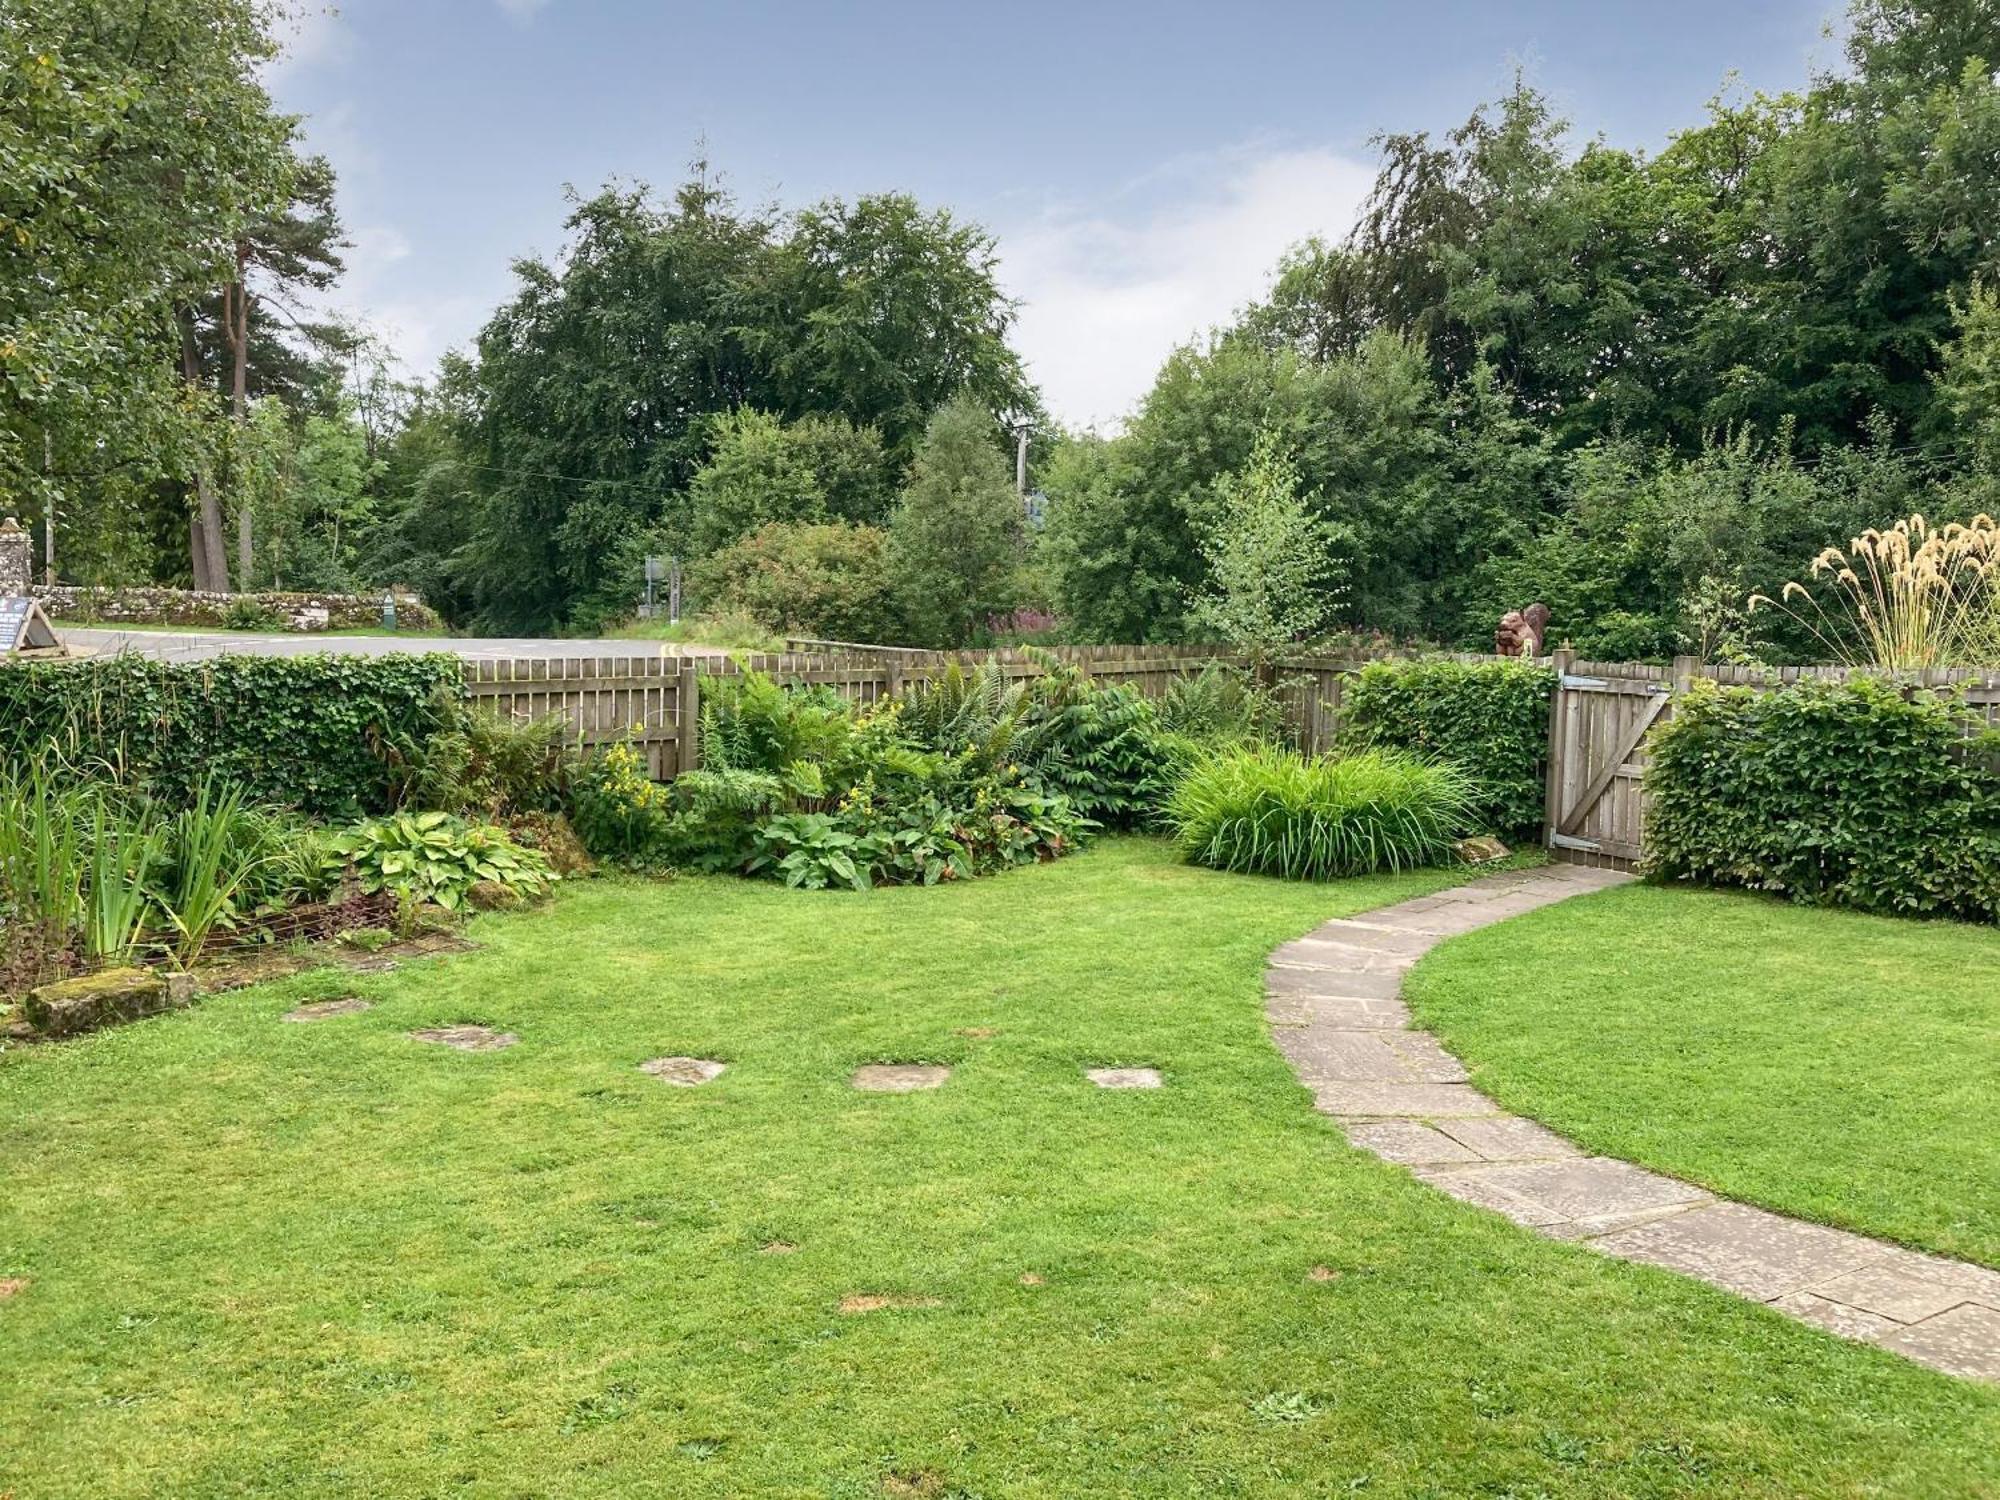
left=1268, top=863, right=2000, bottom=1384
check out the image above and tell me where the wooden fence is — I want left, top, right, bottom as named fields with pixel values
left=463, top=644, right=1252, bottom=780
left=465, top=644, right=2000, bottom=873
left=1542, top=653, right=2000, bottom=869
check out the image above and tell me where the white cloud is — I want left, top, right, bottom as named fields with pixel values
left=995, top=146, right=1375, bottom=431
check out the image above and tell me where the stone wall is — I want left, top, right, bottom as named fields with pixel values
left=0, top=517, right=30, bottom=594
left=31, top=584, right=440, bottom=633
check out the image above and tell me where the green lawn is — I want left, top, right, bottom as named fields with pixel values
left=3, top=841, right=1996, bottom=1498
left=1408, top=881, right=2000, bottom=1269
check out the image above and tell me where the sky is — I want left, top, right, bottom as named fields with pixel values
left=266, top=0, right=1843, bottom=431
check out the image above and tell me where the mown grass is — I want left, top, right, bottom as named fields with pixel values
left=3, top=840, right=1997, bottom=1497
left=1408, top=880, right=2000, bottom=1268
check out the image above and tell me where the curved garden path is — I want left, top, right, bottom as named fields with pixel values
left=1270, top=863, right=2000, bottom=1384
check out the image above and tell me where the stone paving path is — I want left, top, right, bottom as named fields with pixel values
left=1270, top=862, right=2000, bottom=1384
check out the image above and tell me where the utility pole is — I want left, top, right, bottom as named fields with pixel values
left=1012, top=418, right=1031, bottom=497
left=42, top=432, right=54, bottom=584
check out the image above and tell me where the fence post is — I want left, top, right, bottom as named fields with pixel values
left=678, top=659, right=701, bottom=775
left=1671, top=654, right=1697, bottom=695
left=1541, top=647, right=1575, bottom=854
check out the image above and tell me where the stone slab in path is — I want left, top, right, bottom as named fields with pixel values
left=1265, top=862, right=2000, bottom=1384
left=640, top=1056, right=726, bottom=1086
left=852, top=1063, right=950, bottom=1093
left=410, top=1025, right=517, bottom=1052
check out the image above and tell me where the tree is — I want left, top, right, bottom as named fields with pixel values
left=689, top=521, right=902, bottom=644
left=683, top=408, right=892, bottom=557
left=442, top=170, right=1034, bottom=631
left=1186, top=430, right=1344, bottom=655
left=0, top=0, right=294, bottom=587
left=887, top=399, right=1025, bottom=647
left=735, top=194, right=1037, bottom=462
left=1038, top=432, right=1186, bottom=642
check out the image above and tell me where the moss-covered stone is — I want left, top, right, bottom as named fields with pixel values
left=23, top=968, right=189, bottom=1038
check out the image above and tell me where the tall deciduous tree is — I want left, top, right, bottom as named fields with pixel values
left=0, top=0, right=293, bottom=587
left=1186, top=430, right=1343, bottom=656
left=887, top=399, right=1024, bottom=647
left=448, top=171, right=1035, bottom=631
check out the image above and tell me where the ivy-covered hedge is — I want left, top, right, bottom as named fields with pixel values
left=0, top=653, right=465, bottom=816
left=1646, top=678, right=2000, bottom=922
left=1336, top=658, right=1556, bottom=842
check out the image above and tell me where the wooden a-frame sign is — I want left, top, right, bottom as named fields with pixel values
left=0, top=595, right=62, bottom=656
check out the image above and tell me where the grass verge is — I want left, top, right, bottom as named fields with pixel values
left=1407, top=880, right=2000, bottom=1267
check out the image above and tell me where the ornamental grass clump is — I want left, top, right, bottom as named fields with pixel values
left=1165, top=746, right=1474, bottom=880
left=1750, top=513, right=2000, bottom=669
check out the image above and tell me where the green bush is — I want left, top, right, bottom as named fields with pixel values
left=1, top=759, right=342, bottom=980
left=1337, top=659, right=1556, bottom=843
left=0, top=654, right=464, bottom=816
left=1166, top=746, right=1475, bottom=880
left=688, top=521, right=903, bottom=645
left=1645, top=678, right=2000, bottom=921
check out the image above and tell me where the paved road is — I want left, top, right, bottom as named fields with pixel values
left=57, top=626, right=730, bottom=664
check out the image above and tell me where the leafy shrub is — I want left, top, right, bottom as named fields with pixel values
left=570, top=668, right=1096, bottom=887
left=221, top=598, right=284, bottom=631
left=1015, top=661, right=1185, bottom=826
left=1645, top=678, right=2000, bottom=921
left=331, top=811, right=557, bottom=912
left=1155, top=663, right=1288, bottom=745
left=0, top=654, right=464, bottom=816
left=688, top=521, right=904, bottom=644
left=384, top=696, right=571, bottom=818
left=1166, top=746, right=1475, bottom=880
left=892, top=662, right=1026, bottom=766
left=1337, top=659, right=1556, bottom=843
left=699, top=673, right=855, bottom=774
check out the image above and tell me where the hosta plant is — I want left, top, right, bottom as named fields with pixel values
left=332, top=812, right=557, bottom=911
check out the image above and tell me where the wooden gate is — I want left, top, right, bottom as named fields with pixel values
left=1542, top=655, right=1683, bottom=868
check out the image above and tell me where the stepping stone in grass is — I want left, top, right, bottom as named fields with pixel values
left=758, top=1240, right=797, bottom=1255
left=1086, top=1066, right=1163, bottom=1089
left=409, top=1025, right=517, bottom=1052
left=0, top=1277, right=27, bottom=1299
left=283, top=998, right=372, bottom=1023
left=639, top=1056, right=726, bottom=1086
left=851, top=1063, right=949, bottom=1093
left=837, top=1293, right=942, bottom=1314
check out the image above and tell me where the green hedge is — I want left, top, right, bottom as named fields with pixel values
left=1336, top=659, right=1556, bottom=843
left=0, top=653, right=465, bottom=816
left=1646, top=678, right=2000, bottom=922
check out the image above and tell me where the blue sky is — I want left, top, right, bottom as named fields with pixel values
left=268, top=0, right=1841, bottom=428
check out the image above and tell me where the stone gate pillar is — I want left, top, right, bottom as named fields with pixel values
left=0, top=517, right=31, bottom=594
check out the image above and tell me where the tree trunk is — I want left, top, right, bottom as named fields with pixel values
left=179, top=308, right=232, bottom=592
